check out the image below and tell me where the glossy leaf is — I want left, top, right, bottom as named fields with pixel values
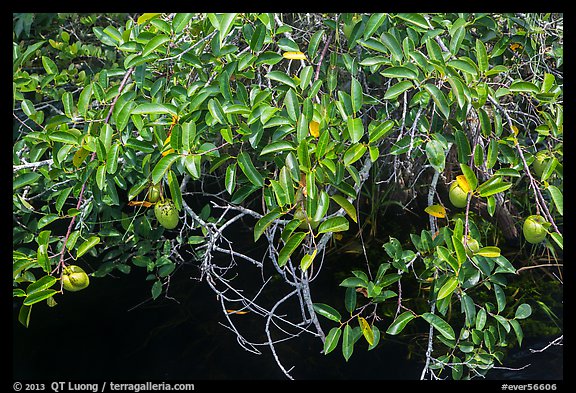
left=515, top=303, right=532, bottom=320
left=76, top=236, right=100, bottom=259
left=323, top=327, right=341, bottom=355
left=421, top=312, right=456, bottom=341
left=237, top=152, right=264, bottom=187
left=266, top=70, right=297, bottom=89
left=454, top=129, right=471, bottom=164
left=313, top=303, right=342, bottom=322
left=494, top=283, right=506, bottom=313
left=347, top=117, right=364, bottom=144
left=151, top=153, right=179, bottom=185
left=254, top=208, right=282, bottom=242
left=317, top=216, right=349, bottom=234
left=547, top=185, right=563, bottom=216
left=475, top=246, right=501, bottom=258
left=383, top=80, right=413, bottom=100
left=363, top=13, right=386, bottom=40
left=343, top=143, right=367, bottom=166
left=167, top=170, right=182, bottom=211
left=425, top=139, right=445, bottom=172
left=437, top=276, right=458, bottom=300
left=424, top=84, right=450, bottom=119
left=23, top=289, right=58, bottom=306
left=475, top=38, right=489, bottom=73
left=351, top=77, right=363, bottom=114
left=460, top=163, right=478, bottom=191
left=277, top=231, right=307, bottom=267
left=331, top=194, right=358, bottom=223
left=342, top=324, right=354, bottom=362
left=283, top=51, right=307, bottom=60
left=386, top=311, right=416, bottom=335
left=300, top=248, right=317, bottom=272
left=142, top=34, right=170, bottom=56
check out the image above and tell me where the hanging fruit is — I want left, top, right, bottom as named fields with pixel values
left=61, top=265, right=90, bottom=292
left=154, top=198, right=179, bottom=229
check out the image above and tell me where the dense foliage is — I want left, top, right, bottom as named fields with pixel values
left=13, top=13, right=563, bottom=379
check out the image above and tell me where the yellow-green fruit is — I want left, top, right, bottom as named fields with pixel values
left=62, top=265, right=90, bottom=292
left=449, top=181, right=469, bottom=208
left=148, top=184, right=162, bottom=203
left=154, top=199, right=179, bottom=229
left=532, top=151, right=548, bottom=178
left=463, top=236, right=480, bottom=257
left=523, top=215, right=548, bottom=244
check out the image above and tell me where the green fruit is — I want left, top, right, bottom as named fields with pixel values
left=449, top=181, right=469, bottom=208
left=532, top=151, right=548, bottom=178
left=62, top=265, right=90, bottom=292
left=463, top=235, right=480, bottom=257
left=154, top=199, right=179, bottom=229
left=148, top=184, right=162, bottom=203
left=523, top=215, right=548, bottom=244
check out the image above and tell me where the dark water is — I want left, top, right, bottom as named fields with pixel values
left=13, top=256, right=563, bottom=381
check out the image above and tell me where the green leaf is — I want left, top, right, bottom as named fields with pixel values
left=18, top=304, right=32, bottom=328
left=77, top=236, right=100, bottom=259
left=172, top=13, right=193, bottom=33
left=476, top=308, right=487, bottom=330
left=277, top=231, right=307, bottom=267
left=313, top=303, right=342, bottom=322
left=509, top=81, right=540, bottom=94
left=343, top=143, right=367, bottom=166
left=475, top=38, right=489, bottom=73
left=208, top=98, right=227, bottom=125
left=13, top=172, right=41, bottom=190
left=167, top=170, right=182, bottom=211
left=437, top=275, right=458, bottom=300
left=217, top=13, right=238, bottom=45
left=494, top=283, right=506, bottom=313
left=260, top=141, right=296, bottom=156
left=454, top=129, right=471, bottom=164
left=380, top=66, right=418, bottom=80
left=331, top=194, right=358, bottom=223
left=225, top=164, right=236, bottom=195
left=510, top=319, right=523, bottom=346
left=421, top=312, right=456, bottom=340
left=396, top=13, right=429, bottom=29
left=300, top=248, right=317, bottom=272
left=477, top=177, right=512, bottom=197
left=515, top=303, right=532, bottom=320
left=266, top=70, right=297, bottom=89
left=151, top=153, right=179, bottom=185
left=323, top=327, right=342, bottom=355
left=237, top=151, right=264, bottom=188
left=460, top=163, right=478, bottom=191
left=38, top=214, right=59, bottom=229
left=350, top=77, right=363, bottom=114
left=448, top=59, right=478, bottom=77
left=254, top=208, right=282, bottom=242
left=132, top=103, right=178, bottom=116
left=347, top=117, right=364, bottom=144
left=424, top=84, right=450, bottom=119
left=23, top=289, right=58, bottom=306
left=42, top=55, right=58, bottom=74
left=547, top=185, right=563, bottom=216
left=363, top=13, right=387, bottom=40
left=77, top=84, right=93, bottom=118
left=151, top=279, right=163, bottom=300
left=142, top=34, right=170, bottom=56
left=318, top=216, right=349, bottom=234
left=26, top=275, right=58, bottom=295
left=425, top=139, right=445, bottom=172
left=386, top=311, right=416, bottom=335
left=62, top=91, right=74, bottom=118
left=383, top=80, right=413, bottom=100
left=184, top=154, right=201, bottom=179
left=342, top=324, right=354, bottom=362
left=106, top=143, right=120, bottom=174
left=344, top=287, right=357, bottom=314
